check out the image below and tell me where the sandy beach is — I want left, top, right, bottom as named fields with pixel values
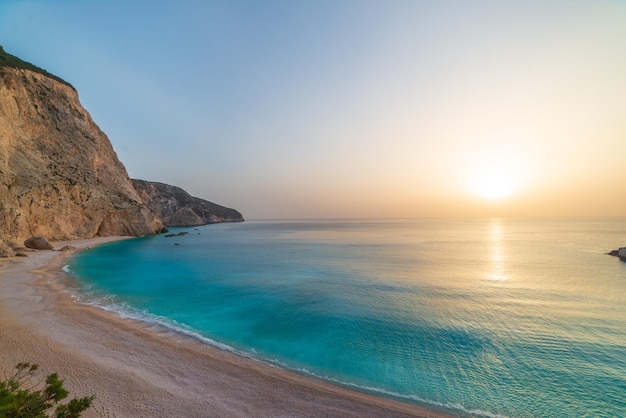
left=0, top=237, right=449, bottom=418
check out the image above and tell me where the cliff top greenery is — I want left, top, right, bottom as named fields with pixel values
left=0, top=45, right=74, bottom=89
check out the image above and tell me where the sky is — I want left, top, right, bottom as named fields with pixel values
left=1, top=0, right=625, bottom=219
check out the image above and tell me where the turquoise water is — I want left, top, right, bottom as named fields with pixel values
left=68, top=219, right=626, bottom=417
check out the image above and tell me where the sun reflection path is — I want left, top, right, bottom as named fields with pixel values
left=488, top=219, right=509, bottom=281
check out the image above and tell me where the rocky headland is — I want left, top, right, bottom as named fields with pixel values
left=132, top=179, right=244, bottom=226
left=0, top=46, right=242, bottom=251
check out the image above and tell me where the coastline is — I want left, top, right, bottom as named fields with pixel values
left=0, top=236, right=450, bottom=418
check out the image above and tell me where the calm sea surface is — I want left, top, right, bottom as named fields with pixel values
left=67, top=218, right=626, bottom=417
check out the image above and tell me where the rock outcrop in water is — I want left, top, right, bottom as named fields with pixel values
left=608, top=248, right=626, bottom=262
left=0, top=46, right=163, bottom=245
left=132, top=179, right=244, bottom=226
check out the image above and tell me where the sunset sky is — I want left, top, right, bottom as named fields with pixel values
left=1, top=0, right=625, bottom=219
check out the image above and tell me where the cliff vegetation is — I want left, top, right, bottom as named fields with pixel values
left=0, top=45, right=73, bottom=89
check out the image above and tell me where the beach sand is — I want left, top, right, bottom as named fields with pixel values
left=0, top=237, right=450, bottom=418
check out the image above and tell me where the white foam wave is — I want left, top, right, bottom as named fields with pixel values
left=73, top=291, right=254, bottom=358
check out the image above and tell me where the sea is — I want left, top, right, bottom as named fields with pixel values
left=65, top=218, right=626, bottom=417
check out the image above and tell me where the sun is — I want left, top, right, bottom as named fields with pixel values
left=466, top=146, right=526, bottom=201
left=472, top=171, right=516, bottom=200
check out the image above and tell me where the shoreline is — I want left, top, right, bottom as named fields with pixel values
left=0, top=236, right=451, bottom=418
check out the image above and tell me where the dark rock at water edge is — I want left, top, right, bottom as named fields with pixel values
left=164, top=231, right=188, bottom=238
left=607, top=247, right=626, bottom=262
left=132, top=179, right=244, bottom=227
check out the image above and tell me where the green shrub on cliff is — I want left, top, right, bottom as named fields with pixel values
left=0, top=363, right=93, bottom=417
left=0, top=46, right=73, bottom=89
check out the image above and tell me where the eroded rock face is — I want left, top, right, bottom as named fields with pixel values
left=0, top=241, right=15, bottom=257
left=132, top=179, right=244, bottom=227
left=0, top=65, right=163, bottom=242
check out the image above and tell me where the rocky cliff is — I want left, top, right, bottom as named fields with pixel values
left=132, top=179, right=244, bottom=226
left=0, top=47, right=163, bottom=243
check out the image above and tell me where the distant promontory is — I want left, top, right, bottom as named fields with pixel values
left=132, top=179, right=243, bottom=226
left=0, top=46, right=243, bottom=249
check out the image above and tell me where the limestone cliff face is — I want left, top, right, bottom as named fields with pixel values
left=132, top=179, right=244, bottom=227
left=0, top=62, right=163, bottom=243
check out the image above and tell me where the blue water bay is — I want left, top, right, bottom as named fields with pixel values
left=68, top=219, right=626, bottom=417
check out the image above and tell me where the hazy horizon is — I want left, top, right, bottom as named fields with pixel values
left=2, top=0, right=625, bottom=219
